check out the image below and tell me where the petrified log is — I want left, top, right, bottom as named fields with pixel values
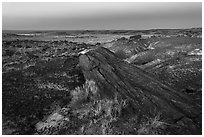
left=79, top=47, right=201, bottom=122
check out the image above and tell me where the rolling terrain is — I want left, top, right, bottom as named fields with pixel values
left=2, top=28, right=202, bottom=134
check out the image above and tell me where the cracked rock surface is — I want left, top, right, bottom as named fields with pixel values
left=79, top=47, right=201, bottom=134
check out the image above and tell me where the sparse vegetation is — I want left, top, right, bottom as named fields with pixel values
left=137, top=113, right=167, bottom=135
left=35, top=80, right=128, bottom=135
left=35, top=80, right=171, bottom=135
left=2, top=29, right=202, bottom=134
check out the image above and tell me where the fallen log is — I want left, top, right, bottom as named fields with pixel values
left=79, top=47, right=201, bottom=122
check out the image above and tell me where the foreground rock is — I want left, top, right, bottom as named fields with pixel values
left=79, top=47, right=201, bottom=133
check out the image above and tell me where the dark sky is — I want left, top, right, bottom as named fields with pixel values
left=2, top=2, right=202, bottom=30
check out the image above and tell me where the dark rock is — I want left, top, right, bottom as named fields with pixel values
left=130, top=35, right=141, bottom=40
left=5, top=49, right=16, bottom=57
left=118, top=37, right=128, bottom=41
left=79, top=47, right=201, bottom=122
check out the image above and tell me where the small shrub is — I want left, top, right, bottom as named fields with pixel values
left=137, top=113, right=167, bottom=135
left=69, top=80, right=127, bottom=134
left=70, top=80, right=98, bottom=105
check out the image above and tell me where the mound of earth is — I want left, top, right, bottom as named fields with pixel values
left=103, top=36, right=149, bottom=59
left=125, top=36, right=202, bottom=96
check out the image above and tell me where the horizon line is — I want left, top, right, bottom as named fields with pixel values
left=2, top=27, right=202, bottom=32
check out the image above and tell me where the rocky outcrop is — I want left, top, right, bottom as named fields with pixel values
left=103, top=37, right=149, bottom=59
left=79, top=47, right=201, bottom=124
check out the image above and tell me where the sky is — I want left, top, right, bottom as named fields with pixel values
left=2, top=2, right=202, bottom=30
